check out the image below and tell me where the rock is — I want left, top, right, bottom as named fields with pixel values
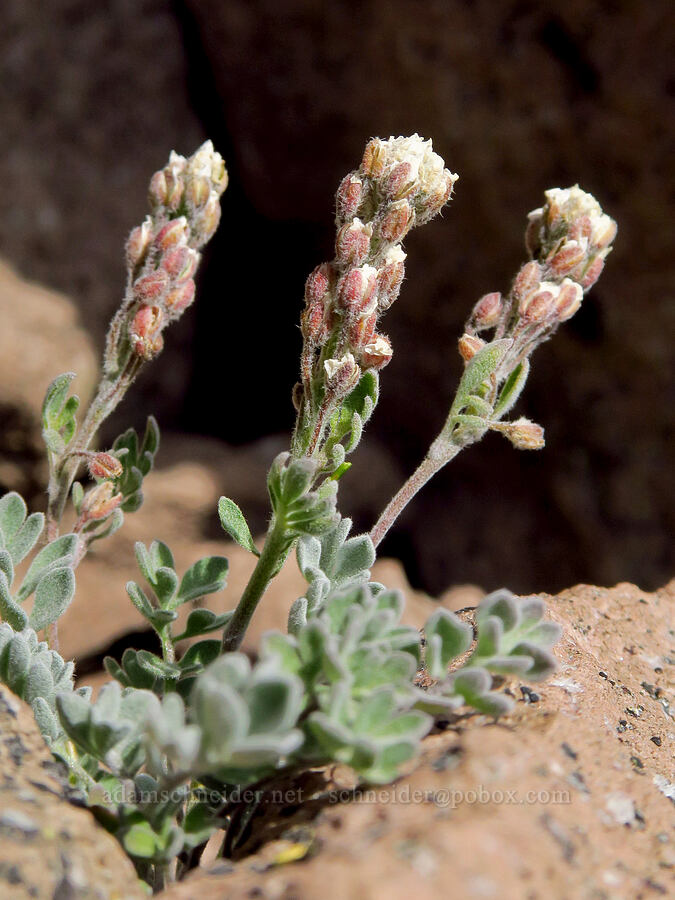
left=0, top=257, right=98, bottom=500
left=0, top=685, right=144, bottom=899
left=160, top=580, right=675, bottom=900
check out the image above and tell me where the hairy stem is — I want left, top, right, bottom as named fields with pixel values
left=221, top=518, right=290, bottom=653
left=370, top=439, right=461, bottom=548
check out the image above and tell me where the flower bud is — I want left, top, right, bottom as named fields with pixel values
left=569, top=215, right=592, bottom=243
left=161, top=246, right=199, bottom=281
left=133, top=270, right=170, bottom=303
left=153, top=218, right=189, bottom=254
left=346, top=308, right=377, bottom=349
left=554, top=279, right=583, bottom=321
left=163, top=168, right=185, bottom=211
left=383, top=161, right=418, bottom=200
left=126, top=217, right=153, bottom=269
left=148, top=170, right=168, bottom=209
left=360, top=334, right=393, bottom=370
left=458, top=333, right=485, bottom=362
left=324, top=353, right=360, bottom=395
left=378, top=199, right=414, bottom=243
left=549, top=239, right=588, bottom=277
left=499, top=418, right=545, bottom=450
left=337, top=265, right=378, bottom=315
left=525, top=209, right=543, bottom=256
left=360, top=139, right=386, bottom=177
left=336, top=175, right=363, bottom=222
left=305, top=263, right=332, bottom=307
left=579, top=255, right=605, bottom=289
left=590, top=215, right=617, bottom=250
left=301, top=297, right=329, bottom=344
left=415, top=169, right=458, bottom=224
left=519, top=285, right=556, bottom=321
left=335, top=218, right=372, bottom=266
left=88, top=452, right=124, bottom=481
left=164, top=279, right=196, bottom=313
left=376, top=246, right=406, bottom=311
left=471, top=292, right=503, bottom=329
left=80, top=482, right=123, bottom=521
left=186, top=175, right=210, bottom=209
left=196, top=192, right=221, bottom=241
left=513, top=261, right=543, bottom=303
left=130, top=304, right=163, bottom=341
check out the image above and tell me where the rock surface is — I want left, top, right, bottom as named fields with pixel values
left=160, top=580, right=675, bottom=900
left=0, top=685, right=144, bottom=899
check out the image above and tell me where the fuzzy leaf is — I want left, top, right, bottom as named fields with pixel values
left=17, top=533, right=77, bottom=602
left=218, top=497, right=259, bottom=556
left=424, top=608, right=473, bottom=679
left=29, top=567, right=76, bottom=632
left=448, top=340, right=511, bottom=421
left=176, top=556, right=229, bottom=606
left=0, top=571, right=28, bottom=630
left=494, top=359, right=530, bottom=418
left=173, top=608, right=233, bottom=641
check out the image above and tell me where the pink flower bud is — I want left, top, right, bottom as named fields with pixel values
left=126, top=218, right=153, bottom=269
left=376, top=248, right=406, bottom=311
left=458, top=333, right=485, bottom=362
left=590, top=216, right=617, bottom=250
left=324, top=353, right=360, bottom=395
left=336, top=175, right=363, bottom=222
left=132, top=332, right=164, bottom=361
left=471, top=292, right=503, bottom=329
left=519, top=288, right=555, bottom=321
left=130, top=305, right=163, bottom=341
left=579, top=255, right=605, bottom=289
left=164, top=169, right=184, bottom=210
left=554, top=280, right=583, bottom=321
left=549, top=240, right=588, bottom=277
left=133, top=271, right=169, bottom=303
left=88, top=452, right=123, bottom=481
left=383, top=161, right=417, bottom=200
left=525, top=210, right=543, bottom=256
left=335, top=219, right=372, bottom=266
left=80, top=482, right=123, bottom=521
left=153, top=218, right=189, bottom=254
left=347, top=309, right=377, bottom=349
left=337, top=266, right=378, bottom=315
left=164, top=279, right=196, bottom=313
left=360, top=139, right=386, bottom=177
left=148, top=170, right=168, bottom=208
left=161, top=246, right=199, bottom=281
left=415, top=169, right=457, bottom=224
left=569, top=215, right=592, bottom=242
left=378, top=200, right=414, bottom=243
left=513, top=261, right=543, bottom=303
left=360, top=334, right=393, bottom=370
left=305, top=263, right=332, bottom=307
left=301, top=297, right=329, bottom=344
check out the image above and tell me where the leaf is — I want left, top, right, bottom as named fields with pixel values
left=178, top=639, right=221, bottom=673
left=448, top=339, right=511, bottom=420
left=29, top=566, right=76, bottom=631
left=0, top=492, right=27, bottom=543
left=218, top=496, right=259, bottom=556
left=0, top=551, right=13, bottom=587
left=494, top=359, right=530, bottom=418
left=333, top=534, right=375, bottom=585
left=7, top=513, right=44, bottom=567
left=17, top=534, right=77, bottom=601
left=126, top=581, right=154, bottom=617
left=173, top=608, right=233, bottom=641
left=0, top=572, right=29, bottom=631
left=176, top=556, right=229, bottom=606
left=136, top=650, right=181, bottom=680
left=41, top=373, right=79, bottom=453
left=424, top=608, right=474, bottom=679
left=150, top=540, right=175, bottom=573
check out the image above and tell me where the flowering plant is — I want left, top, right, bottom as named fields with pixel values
left=0, top=135, right=614, bottom=889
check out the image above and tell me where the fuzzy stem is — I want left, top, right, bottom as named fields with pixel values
left=370, top=439, right=461, bottom=548
left=221, top=518, right=290, bottom=653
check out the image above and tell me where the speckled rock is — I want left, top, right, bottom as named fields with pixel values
left=161, top=580, right=675, bottom=900
left=0, top=686, right=144, bottom=899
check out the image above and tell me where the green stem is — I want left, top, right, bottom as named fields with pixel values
left=221, top=518, right=290, bottom=653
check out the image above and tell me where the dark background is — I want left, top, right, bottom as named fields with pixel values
left=1, top=0, right=673, bottom=595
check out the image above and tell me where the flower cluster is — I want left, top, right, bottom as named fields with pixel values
left=298, top=135, right=458, bottom=426
left=105, top=142, right=228, bottom=370
left=461, top=185, right=617, bottom=377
